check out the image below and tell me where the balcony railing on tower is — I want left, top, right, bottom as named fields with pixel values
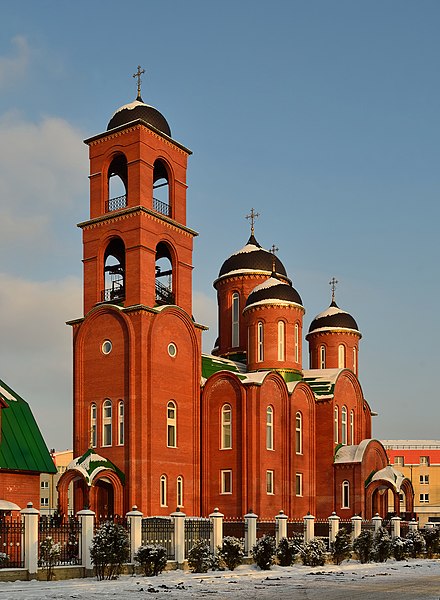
left=153, top=197, right=171, bottom=217
left=101, top=282, right=125, bottom=303
left=155, top=280, right=175, bottom=305
left=106, top=194, right=127, bottom=212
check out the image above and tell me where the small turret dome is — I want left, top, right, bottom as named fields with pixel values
left=107, top=98, right=171, bottom=137
left=308, top=300, right=360, bottom=335
left=245, top=275, right=303, bottom=310
left=217, top=235, right=290, bottom=282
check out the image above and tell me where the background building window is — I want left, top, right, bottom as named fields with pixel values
left=221, top=404, right=232, bottom=449
left=118, top=400, right=124, bottom=445
left=278, top=321, right=285, bottom=361
left=167, top=401, right=177, bottom=447
left=257, top=322, right=264, bottom=362
left=295, top=473, right=303, bottom=496
left=40, top=498, right=49, bottom=507
left=342, top=480, right=350, bottom=508
left=420, top=474, right=429, bottom=484
left=295, top=412, right=302, bottom=454
left=160, top=475, right=167, bottom=507
left=232, top=293, right=240, bottom=348
left=266, top=406, right=274, bottom=450
left=266, top=470, right=274, bottom=494
left=420, top=493, right=429, bottom=503
left=420, top=456, right=430, bottom=466
left=102, top=399, right=112, bottom=446
left=41, top=481, right=49, bottom=489
left=91, top=403, right=97, bottom=447
left=221, top=470, right=232, bottom=494
left=394, top=456, right=404, bottom=466
left=177, top=476, right=183, bottom=507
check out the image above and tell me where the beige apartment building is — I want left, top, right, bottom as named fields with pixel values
left=382, top=440, right=440, bottom=526
left=40, top=450, right=73, bottom=516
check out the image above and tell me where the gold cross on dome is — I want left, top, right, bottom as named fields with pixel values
left=133, top=65, right=145, bottom=99
left=329, top=277, right=338, bottom=302
left=245, top=208, right=260, bottom=235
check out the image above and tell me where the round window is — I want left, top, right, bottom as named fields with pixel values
left=168, top=343, right=177, bottom=358
left=102, top=340, right=112, bottom=355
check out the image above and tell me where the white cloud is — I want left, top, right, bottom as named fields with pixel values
left=0, top=36, right=30, bottom=88
left=0, top=273, right=82, bottom=449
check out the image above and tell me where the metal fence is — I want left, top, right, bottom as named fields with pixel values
left=287, top=521, right=304, bottom=538
left=223, top=519, right=245, bottom=541
left=142, top=517, right=174, bottom=560
left=257, top=520, right=276, bottom=538
left=0, top=519, right=24, bottom=568
left=38, top=518, right=81, bottom=566
left=184, top=518, right=212, bottom=556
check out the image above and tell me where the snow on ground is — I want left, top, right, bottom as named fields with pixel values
left=0, top=559, right=439, bottom=600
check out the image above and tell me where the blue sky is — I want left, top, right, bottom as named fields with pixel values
left=0, top=1, right=439, bottom=449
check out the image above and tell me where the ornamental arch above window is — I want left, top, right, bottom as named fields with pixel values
left=107, top=153, right=127, bottom=212
left=103, top=238, right=125, bottom=303
left=153, top=159, right=171, bottom=217
left=155, top=242, right=175, bottom=306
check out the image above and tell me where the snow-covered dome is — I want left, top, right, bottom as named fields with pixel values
left=244, top=274, right=303, bottom=310
left=107, top=97, right=171, bottom=136
left=308, top=301, right=360, bottom=334
left=217, top=235, right=289, bottom=282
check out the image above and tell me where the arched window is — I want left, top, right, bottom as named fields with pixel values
left=153, top=159, right=171, bottom=217
left=107, top=154, right=127, bottom=212
left=167, top=401, right=177, bottom=447
left=232, top=293, right=240, bottom=348
left=160, top=475, right=167, bottom=507
left=257, top=321, right=264, bottom=362
left=320, top=345, right=326, bottom=369
left=118, top=400, right=124, bottom=445
left=221, top=404, right=232, bottom=449
left=90, top=403, right=97, bottom=448
left=103, top=399, right=112, bottom=447
left=353, top=347, right=357, bottom=375
left=155, top=242, right=174, bottom=306
left=334, top=406, right=339, bottom=444
left=277, top=321, right=285, bottom=361
left=342, top=480, right=350, bottom=508
left=176, top=476, right=183, bottom=507
left=103, top=238, right=125, bottom=302
left=266, top=406, right=274, bottom=450
left=295, top=412, right=303, bottom=454
left=338, top=344, right=346, bottom=368
left=294, top=323, right=299, bottom=363
left=350, top=410, right=354, bottom=445
left=341, top=406, right=347, bottom=445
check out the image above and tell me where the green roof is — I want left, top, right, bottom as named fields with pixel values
left=201, top=354, right=247, bottom=380
left=0, top=379, right=56, bottom=474
left=302, top=376, right=335, bottom=397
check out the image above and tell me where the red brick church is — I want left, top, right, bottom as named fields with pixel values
left=58, top=72, right=414, bottom=520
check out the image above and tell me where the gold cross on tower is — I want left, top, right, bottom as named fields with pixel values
left=133, top=65, right=145, bottom=100
left=245, top=208, right=260, bottom=235
left=270, top=244, right=279, bottom=272
left=329, top=277, right=338, bottom=303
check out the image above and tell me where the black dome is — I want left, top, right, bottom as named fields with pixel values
left=218, top=235, right=289, bottom=280
left=308, top=301, right=359, bottom=333
left=245, top=276, right=303, bottom=308
left=107, top=98, right=171, bottom=136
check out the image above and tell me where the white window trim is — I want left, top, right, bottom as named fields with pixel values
left=177, top=476, right=184, bottom=507
left=221, top=470, right=232, bottom=494
left=350, top=410, right=354, bottom=445
left=257, top=321, right=264, bottom=362
left=334, top=406, right=339, bottom=444
left=118, top=400, right=124, bottom=446
left=102, top=399, right=112, bottom=447
left=341, top=406, right=347, bottom=445
left=342, top=480, right=350, bottom=508
left=295, top=473, right=303, bottom=497
left=295, top=412, right=303, bottom=455
left=338, top=344, right=345, bottom=368
left=320, top=345, right=326, bottom=369
left=91, top=403, right=97, bottom=448
left=266, top=470, right=274, bottom=495
left=278, top=320, right=285, bottom=361
left=295, top=323, right=299, bottom=363
left=160, top=475, right=167, bottom=507
left=232, top=293, right=240, bottom=348
left=221, top=404, right=232, bottom=449
left=167, top=401, right=177, bottom=448
left=266, top=406, right=274, bottom=450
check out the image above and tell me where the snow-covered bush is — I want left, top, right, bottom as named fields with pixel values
left=0, top=552, right=8, bottom=566
left=422, top=527, right=440, bottom=558
left=276, top=537, right=299, bottom=566
left=299, top=539, right=326, bottom=567
left=218, top=536, right=244, bottom=571
left=391, top=536, right=411, bottom=561
left=90, top=521, right=130, bottom=580
left=252, top=535, right=276, bottom=570
left=187, top=540, right=215, bottom=573
left=406, top=529, right=426, bottom=557
left=134, top=544, right=167, bottom=576
left=373, top=527, right=392, bottom=563
left=353, top=530, right=374, bottom=564
left=39, top=536, right=61, bottom=580
left=331, top=527, right=352, bottom=565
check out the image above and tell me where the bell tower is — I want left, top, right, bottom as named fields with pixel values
left=69, top=70, right=203, bottom=517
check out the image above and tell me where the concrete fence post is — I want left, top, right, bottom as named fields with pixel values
left=21, top=502, right=39, bottom=579
left=244, top=511, right=258, bottom=556
left=372, top=513, right=382, bottom=532
left=351, top=515, right=362, bottom=541
left=391, top=516, right=401, bottom=539
left=275, top=510, right=288, bottom=546
left=209, top=508, right=224, bottom=554
left=77, top=509, right=95, bottom=574
left=408, top=519, right=418, bottom=532
left=126, top=506, right=143, bottom=563
left=171, top=508, right=186, bottom=566
left=303, top=513, right=315, bottom=543
left=328, top=512, right=340, bottom=545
